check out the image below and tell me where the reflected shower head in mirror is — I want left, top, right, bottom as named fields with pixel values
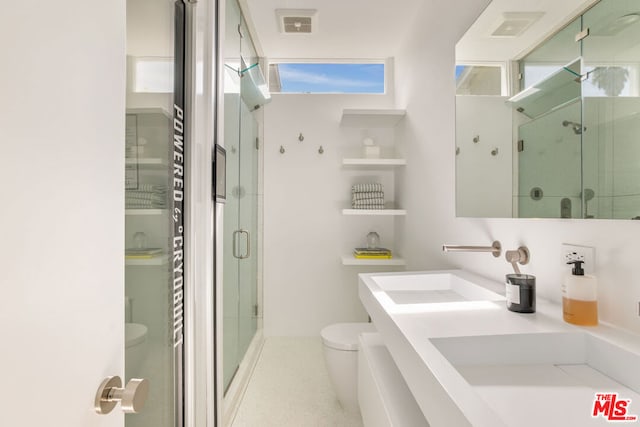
left=581, top=188, right=595, bottom=201
left=562, top=120, right=585, bottom=135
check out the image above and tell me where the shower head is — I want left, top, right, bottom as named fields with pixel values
left=562, top=120, right=585, bottom=135
left=581, top=188, right=595, bottom=201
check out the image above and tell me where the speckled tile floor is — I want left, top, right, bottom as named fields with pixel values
left=231, top=337, right=364, bottom=427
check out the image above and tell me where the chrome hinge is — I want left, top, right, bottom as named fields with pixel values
left=254, top=304, right=259, bottom=316
left=237, top=24, right=243, bottom=38
left=518, top=73, right=523, bottom=80
left=256, top=137, right=260, bottom=150
left=575, top=28, right=590, bottom=42
left=517, top=140, right=524, bottom=152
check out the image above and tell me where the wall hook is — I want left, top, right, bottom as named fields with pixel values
left=279, top=145, right=285, bottom=154
left=318, top=145, right=324, bottom=154
left=473, top=135, right=480, bottom=143
left=298, top=133, right=304, bottom=142
left=491, top=147, right=499, bottom=156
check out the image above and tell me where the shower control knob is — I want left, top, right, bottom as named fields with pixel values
left=95, top=376, right=150, bottom=415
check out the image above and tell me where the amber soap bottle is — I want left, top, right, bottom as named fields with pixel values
left=562, top=260, right=598, bottom=326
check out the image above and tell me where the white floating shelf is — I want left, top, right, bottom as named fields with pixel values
left=341, top=255, right=406, bottom=266
left=125, top=209, right=167, bottom=216
left=126, top=157, right=167, bottom=167
left=125, top=254, right=168, bottom=266
left=342, top=208, right=406, bottom=216
left=341, top=109, right=406, bottom=128
left=126, top=107, right=172, bottom=119
left=342, top=158, right=407, bottom=166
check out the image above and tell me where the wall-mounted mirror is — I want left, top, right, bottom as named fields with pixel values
left=455, top=0, right=640, bottom=220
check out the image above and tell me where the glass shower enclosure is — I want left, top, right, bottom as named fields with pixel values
left=514, top=0, right=640, bottom=219
left=124, top=0, right=186, bottom=426
left=222, top=0, right=262, bottom=393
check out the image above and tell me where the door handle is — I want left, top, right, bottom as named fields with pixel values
left=239, top=229, right=250, bottom=259
left=232, top=230, right=241, bottom=259
left=95, top=376, right=149, bottom=415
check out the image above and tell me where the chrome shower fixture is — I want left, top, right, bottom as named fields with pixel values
left=562, top=120, right=585, bottom=135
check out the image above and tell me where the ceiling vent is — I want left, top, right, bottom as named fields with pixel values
left=276, top=9, right=317, bottom=34
left=490, top=12, right=544, bottom=38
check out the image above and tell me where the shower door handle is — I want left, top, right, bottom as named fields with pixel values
left=233, top=230, right=241, bottom=259
left=233, top=230, right=250, bottom=259
left=239, top=229, right=250, bottom=259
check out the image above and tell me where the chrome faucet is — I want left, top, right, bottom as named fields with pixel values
left=442, top=240, right=501, bottom=258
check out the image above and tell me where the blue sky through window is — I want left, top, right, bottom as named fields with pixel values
left=276, top=63, right=384, bottom=93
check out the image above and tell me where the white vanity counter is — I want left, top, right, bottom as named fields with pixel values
left=359, top=270, right=640, bottom=427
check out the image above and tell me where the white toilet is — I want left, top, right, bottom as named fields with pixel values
left=321, top=322, right=377, bottom=414
left=125, top=323, right=149, bottom=379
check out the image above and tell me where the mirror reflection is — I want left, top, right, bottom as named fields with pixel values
left=455, top=0, right=640, bottom=219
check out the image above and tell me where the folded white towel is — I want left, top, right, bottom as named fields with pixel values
left=126, top=195, right=167, bottom=204
left=352, top=204, right=384, bottom=210
left=127, top=184, right=168, bottom=193
left=352, top=198, right=385, bottom=207
left=352, top=183, right=383, bottom=193
left=352, top=191, right=384, bottom=201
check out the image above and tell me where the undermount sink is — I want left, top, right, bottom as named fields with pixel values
left=359, top=270, right=640, bottom=426
left=430, top=332, right=640, bottom=426
left=368, top=271, right=505, bottom=305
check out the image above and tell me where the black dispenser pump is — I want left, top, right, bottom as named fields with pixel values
left=567, top=260, right=585, bottom=276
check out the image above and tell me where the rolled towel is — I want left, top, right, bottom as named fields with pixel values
left=352, top=183, right=383, bottom=193
left=352, top=191, right=384, bottom=201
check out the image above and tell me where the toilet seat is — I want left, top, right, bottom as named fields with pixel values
left=126, top=323, right=148, bottom=348
left=321, top=322, right=376, bottom=351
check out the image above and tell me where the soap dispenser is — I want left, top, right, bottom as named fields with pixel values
left=562, top=260, right=598, bottom=326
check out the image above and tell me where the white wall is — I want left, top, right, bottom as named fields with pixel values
left=455, top=96, right=512, bottom=217
left=263, top=94, right=407, bottom=337
left=394, top=0, right=640, bottom=334
left=1, top=1, right=125, bottom=425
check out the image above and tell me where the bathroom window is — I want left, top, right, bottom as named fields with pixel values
left=133, top=57, right=174, bottom=93
left=456, top=64, right=506, bottom=96
left=268, top=62, right=385, bottom=94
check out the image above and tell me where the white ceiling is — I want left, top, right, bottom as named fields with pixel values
left=456, top=0, right=596, bottom=62
left=241, top=0, right=606, bottom=63
left=241, top=0, right=640, bottom=64
left=241, top=0, right=423, bottom=59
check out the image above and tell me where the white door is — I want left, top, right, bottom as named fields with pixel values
left=1, top=1, right=126, bottom=426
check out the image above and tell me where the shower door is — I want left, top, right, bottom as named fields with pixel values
left=222, top=100, right=259, bottom=392
left=237, top=103, right=259, bottom=368
left=221, top=0, right=260, bottom=393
